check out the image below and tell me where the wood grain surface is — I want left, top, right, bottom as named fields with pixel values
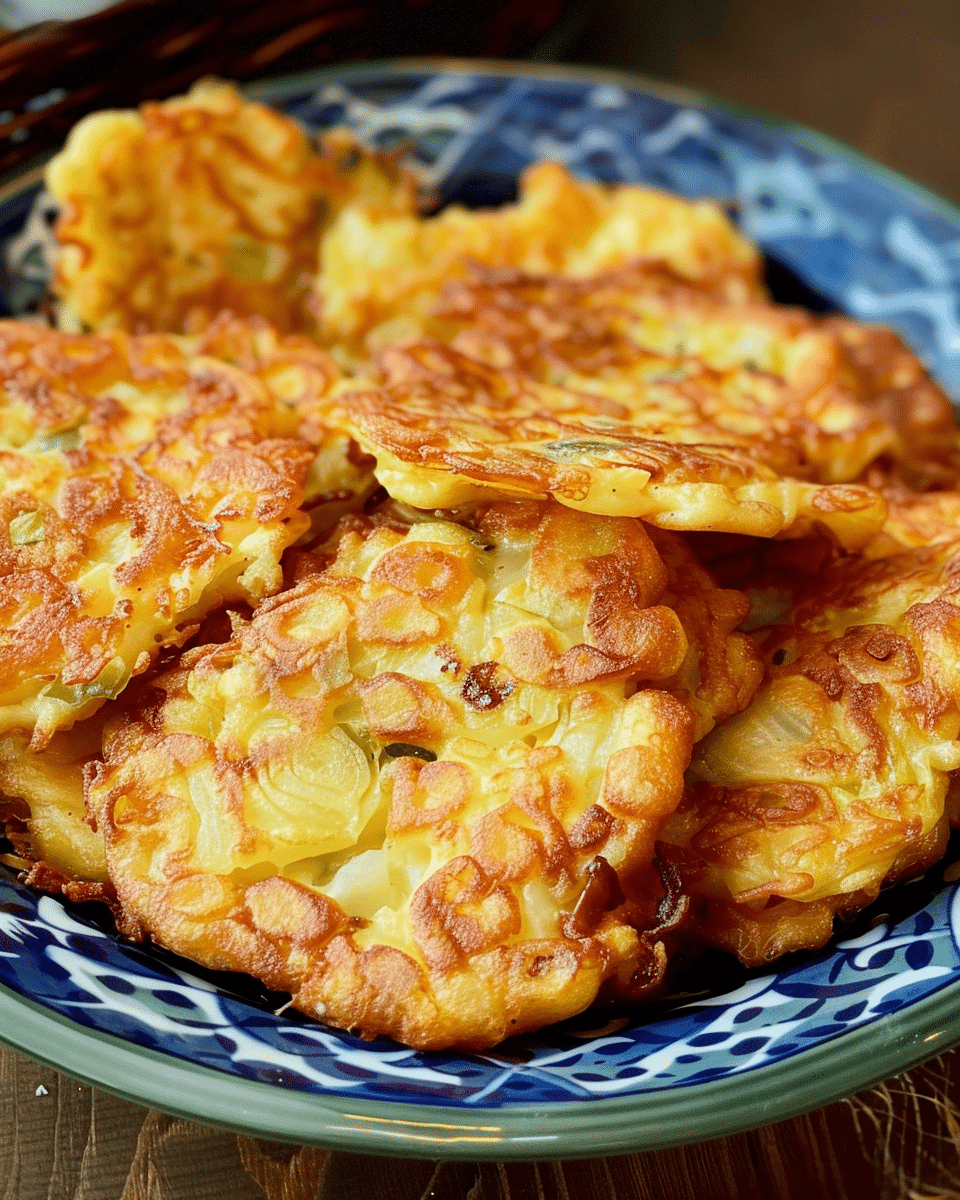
left=4, top=1042, right=960, bottom=1200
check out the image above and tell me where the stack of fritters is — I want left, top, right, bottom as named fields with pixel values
left=324, top=339, right=888, bottom=545
left=2, top=82, right=959, bottom=1051
left=322, top=263, right=955, bottom=544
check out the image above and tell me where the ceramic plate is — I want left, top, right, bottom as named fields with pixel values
left=3, top=58, right=960, bottom=1161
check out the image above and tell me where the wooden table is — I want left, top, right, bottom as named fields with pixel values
left=3, top=1041, right=960, bottom=1199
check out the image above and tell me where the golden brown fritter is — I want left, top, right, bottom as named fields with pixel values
left=46, top=80, right=419, bottom=336
left=659, top=529, right=960, bottom=966
left=86, top=500, right=761, bottom=1050
left=425, top=266, right=960, bottom=491
left=0, top=319, right=315, bottom=746
left=316, top=161, right=765, bottom=357
left=325, top=340, right=888, bottom=546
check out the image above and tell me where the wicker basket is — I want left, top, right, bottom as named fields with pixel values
left=0, top=0, right=569, bottom=177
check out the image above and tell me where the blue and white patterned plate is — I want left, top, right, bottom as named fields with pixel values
left=2, top=58, right=960, bottom=1160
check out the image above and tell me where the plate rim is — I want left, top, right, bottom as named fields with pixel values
left=2, top=970, right=960, bottom=1159
left=3, top=53, right=960, bottom=1161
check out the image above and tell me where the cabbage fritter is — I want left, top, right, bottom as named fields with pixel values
left=47, top=80, right=418, bottom=336
left=87, top=501, right=761, bottom=1049
left=0, top=320, right=315, bottom=746
left=426, top=266, right=960, bottom=490
left=326, top=340, right=887, bottom=546
left=28, top=92, right=960, bottom=1050
left=316, top=161, right=765, bottom=356
left=659, top=531, right=960, bottom=965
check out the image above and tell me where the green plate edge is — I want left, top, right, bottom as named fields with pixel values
left=3, top=56, right=960, bottom=1161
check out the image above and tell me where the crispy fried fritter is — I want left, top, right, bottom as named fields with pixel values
left=659, top=531, right=960, bottom=965
left=316, top=161, right=765, bottom=356
left=326, top=340, right=887, bottom=546
left=425, top=266, right=960, bottom=490
left=0, top=319, right=315, bottom=746
left=318, top=223, right=955, bottom=547
left=46, top=80, right=419, bottom=336
left=87, top=500, right=761, bottom=1049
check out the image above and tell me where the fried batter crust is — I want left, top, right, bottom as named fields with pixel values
left=0, top=319, right=314, bottom=745
left=0, top=717, right=108, bottom=881
left=826, top=317, right=960, bottom=490
left=87, top=501, right=761, bottom=1049
left=46, top=80, right=418, bottom=336
left=864, top=487, right=960, bottom=555
left=316, top=161, right=765, bottom=356
left=326, top=340, right=887, bottom=547
left=186, top=312, right=378, bottom=526
left=660, top=531, right=960, bottom=964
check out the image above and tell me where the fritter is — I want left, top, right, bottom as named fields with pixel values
left=427, top=266, right=960, bottom=490
left=0, top=319, right=315, bottom=747
left=326, top=340, right=888, bottom=546
left=659, top=528, right=960, bottom=965
left=316, top=161, right=765, bottom=356
left=87, top=500, right=761, bottom=1050
left=46, top=80, right=418, bottom=336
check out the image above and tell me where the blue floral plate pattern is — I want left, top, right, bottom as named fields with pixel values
left=2, top=59, right=960, bottom=1159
